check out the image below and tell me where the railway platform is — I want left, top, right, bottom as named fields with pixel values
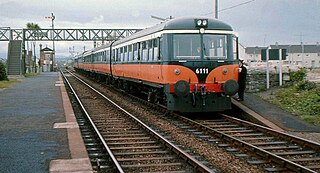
left=0, top=72, right=92, bottom=173
left=233, top=93, right=320, bottom=132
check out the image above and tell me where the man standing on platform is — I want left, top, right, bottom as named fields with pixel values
left=237, top=60, right=247, bottom=101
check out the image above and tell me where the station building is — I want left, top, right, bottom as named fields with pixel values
left=39, top=44, right=54, bottom=72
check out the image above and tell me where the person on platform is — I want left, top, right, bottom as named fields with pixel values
left=237, top=60, right=247, bottom=101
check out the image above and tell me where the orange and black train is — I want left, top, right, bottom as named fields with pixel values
left=74, top=17, right=240, bottom=113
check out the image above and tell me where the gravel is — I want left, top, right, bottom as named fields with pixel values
left=73, top=74, right=265, bottom=172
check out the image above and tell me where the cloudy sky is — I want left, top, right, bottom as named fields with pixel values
left=0, top=0, right=320, bottom=58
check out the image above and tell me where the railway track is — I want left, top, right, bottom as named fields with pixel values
left=167, top=114, right=320, bottom=172
left=61, top=70, right=215, bottom=173
left=64, top=70, right=320, bottom=172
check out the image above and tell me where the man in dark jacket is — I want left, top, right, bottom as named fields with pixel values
left=237, top=60, right=247, bottom=101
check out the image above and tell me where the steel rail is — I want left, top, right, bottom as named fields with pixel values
left=61, top=70, right=124, bottom=173
left=67, top=70, right=215, bottom=173
left=221, top=114, right=320, bottom=152
left=174, top=113, right=319, bottom=173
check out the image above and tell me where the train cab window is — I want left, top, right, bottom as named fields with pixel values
left=173, top=34, right=201, bottom=60
left=232, top=36, right=238, bottom=60
left=203, top=35, right=227, bottom=59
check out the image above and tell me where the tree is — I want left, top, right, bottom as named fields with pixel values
left=0, top=61, right=8, bottom=81
left=26, top=23, right=41, bottom=73
left=26, top=23, right=41, bottom=30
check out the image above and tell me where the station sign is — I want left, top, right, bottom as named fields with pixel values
left=261, top=49, right=287, bottom=61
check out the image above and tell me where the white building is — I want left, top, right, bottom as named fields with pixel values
left=243, top=43, right=320, bottom=69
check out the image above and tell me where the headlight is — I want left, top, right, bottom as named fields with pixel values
left=202, top=20, right=207, bottom=26
left=197, top=20, right=202, bottom=26
left=195, top=19, right=208, bottom=28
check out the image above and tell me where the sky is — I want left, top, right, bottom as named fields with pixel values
left=0, top=0, right=320, bottom=59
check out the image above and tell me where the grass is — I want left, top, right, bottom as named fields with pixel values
left=259, top=69, right=320, bottom=126
left=262, top=82, right=320, bottom=126
left=0, top=72, right=39, bottom=89
left=24, top=72, right=39, bottom=77
left=0, top=79, right=20, bottom=89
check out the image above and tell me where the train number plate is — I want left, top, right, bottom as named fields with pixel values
left=195, top=68, right=209, bottom=74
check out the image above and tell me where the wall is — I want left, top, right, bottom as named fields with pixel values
left=246, top=70, right=289, bottom=93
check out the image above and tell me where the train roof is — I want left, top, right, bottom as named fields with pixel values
left=163, top=17, right=233, bottom=31
left=115, top=17, right=233, bottom=45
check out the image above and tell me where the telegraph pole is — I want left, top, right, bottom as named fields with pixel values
left=214, top=0, right=218, bottom=19
left=45, top=13, right=55, bottom=71
left=51, top=13, right=55, bottom=71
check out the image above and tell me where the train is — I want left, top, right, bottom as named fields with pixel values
left=74, top=17, right=240, bottom=113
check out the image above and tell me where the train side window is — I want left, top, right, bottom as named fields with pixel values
left=116, top=48, right=120, bottom=62
left=159, top=36, right=165, bottom=61
left=114, top=49, right=117, bottom=62
left=102, top=51, right=106, bottom=62
left=124, top=46, right=128, bottom=62
left=106, top=50, right=110, bottom=62
left=120, top=47, right=124, bottom=62
left=133, top=43, right=139, bottom=61
left=153, top=39, right=159, bottom=61
left=148, top=40, right=153, bottom=61
left=141, top=41, right=148, bottom=61
left=128, top=45, right=133, bottom=61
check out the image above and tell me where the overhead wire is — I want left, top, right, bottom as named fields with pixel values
left=202, top=0, right=255, bottom=16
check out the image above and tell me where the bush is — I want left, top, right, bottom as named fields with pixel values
left=289, top=68, right=306, bottom=83
left=0, top=61, right=8, bottom=81
left=295, top=80, right=317, bottom=92
left=275, top=84, right=320, bottom=126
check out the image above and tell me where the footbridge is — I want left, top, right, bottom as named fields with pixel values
left=0, top=27, right=141, bottom=75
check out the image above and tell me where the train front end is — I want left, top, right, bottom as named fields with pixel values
left=162, top=18, right=239, bottom=112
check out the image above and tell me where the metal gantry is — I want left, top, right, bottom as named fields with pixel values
left=0, top=28, right=141, bottom=41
